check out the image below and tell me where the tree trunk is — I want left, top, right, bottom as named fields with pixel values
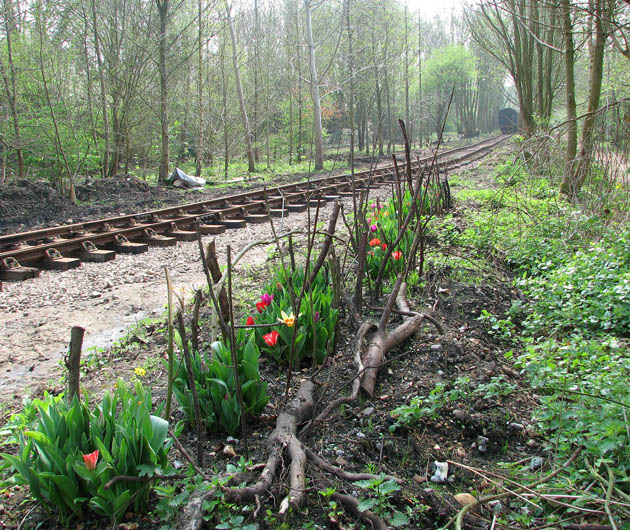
left=1, top=0, right=24, bottom=179
left=571, top=0, right=608, bottom=196
left=559, top=0, right=578, bottom=196
left=227, top=3, right=256, bottom=173
left=157, top=0, right=170, bottom=184
left=304, top=0, right=324, bottom=171
left=90, top=0, right=110, bottom=177
left=345, top=0, right=355, bottom=173
left=195, top=0, right=204, bottom=177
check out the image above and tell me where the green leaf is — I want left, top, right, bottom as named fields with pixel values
left=357, top=497, right=377, bottom=512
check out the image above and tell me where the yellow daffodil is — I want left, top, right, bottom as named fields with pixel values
left=278, top=310, right=296, bottom=327
left=134, top=366, right=147, bottom=377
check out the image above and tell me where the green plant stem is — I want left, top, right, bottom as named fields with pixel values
left=177, top=311, right=204, bottom=467
left=227, top=245, right=249, bottom=459
left=164, top=267, right=175, bottom=420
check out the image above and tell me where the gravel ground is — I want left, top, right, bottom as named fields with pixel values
left=0, top=190, right=392, bottom=400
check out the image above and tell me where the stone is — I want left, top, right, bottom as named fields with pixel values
left=430, top=343, right=443, bottom=351
left=454, top=493, right=476, bottom=506
left=529, top=456, right=544, bottom=471
left=362, top=406, right=375, bottom=416
left=477, top=435, right=489, bottom=453
left=223, top=444, right=237, bottom=458
left=413, top=474, right=426, bottom=484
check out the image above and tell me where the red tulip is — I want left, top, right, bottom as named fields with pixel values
left=82, top=450, right=99, bottom=471
left=369, top=238, right=381, bottom=247
left=246, top=316, right=255, bottom=326
left=263, top=330, right=279, bottom=347
left=392, top=251, right=403, bottom=260
left=381, top=243, right=387, bottom=251
left=256, top=302, right=266, bottom=313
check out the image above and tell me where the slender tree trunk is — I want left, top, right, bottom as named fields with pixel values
left=157, top=0, right=170, bottom=184
left=90, top=0, right=109, bottom=177
left=345, top=0, right=355, bottom=174
left=220, top=30, right=229, bottom=177
left=227, top=3, right=256, bottom=173
left=1, top=0, right=24, bottom=179
left=404, top=5, right=410, bottom=147
left=304, top=0, right=324, bottom=171
left=559, top=0, right=578, bottom=196
left=195, top=0, right=204, bottom=177
left=572, top=0, right=608, bottom=195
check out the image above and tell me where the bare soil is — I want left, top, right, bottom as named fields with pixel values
left=0, top=146, right=541, bottom=530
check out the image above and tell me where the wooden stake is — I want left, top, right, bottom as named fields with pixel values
left=66, top=326, right=85, bottom=402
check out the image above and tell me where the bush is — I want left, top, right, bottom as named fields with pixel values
left=172, top=331, right=269, bottom=435
left=1, top=381, right=172, bottom=523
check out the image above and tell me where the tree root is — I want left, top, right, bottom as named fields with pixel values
left=224, top=380, right=315, bottom=512
left=331, top=492, right=388, bottom=530
left=360, top=282, right=443, bottom=397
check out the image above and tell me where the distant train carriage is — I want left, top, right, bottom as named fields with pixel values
left=498, top=108, right=518, bottom=134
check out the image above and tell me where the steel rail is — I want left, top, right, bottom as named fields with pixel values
left=0, top=134, right=510, bottom=281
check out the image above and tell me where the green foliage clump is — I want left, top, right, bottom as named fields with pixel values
left=172, top=332, right=269, bottom=436
left=249, top=266, right=338, bottom=367
left=1, top=381, right=172, bottom=523
left=517, top=232, right=630, bottom=337
left=353, top=473, right=408, bottom=527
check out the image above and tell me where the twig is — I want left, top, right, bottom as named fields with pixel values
left=227, top=245, right=249, bottom=459
left=603, top=463, right=619, bottom=530
left=443, top=447, right=582, bottom=530
left=169, top=429, right=210, bottom=479
left=177, top=311, right=204, bottom=468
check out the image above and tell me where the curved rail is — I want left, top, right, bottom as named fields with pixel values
left=0, top=134, right=511, bottom=281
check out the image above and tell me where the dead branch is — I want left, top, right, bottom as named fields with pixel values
left=305, top=447, right=402, bottom=484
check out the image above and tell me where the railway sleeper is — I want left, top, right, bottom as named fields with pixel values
left=0, top=257, right=40, bottom=281
left=141, top=228, right=177, bottom=247
left=42, top=248, right=81, bottom=271
left=166, top=222, right=198, bottom=242
left=78, top=241, right=116, bottom=263
left=113, top=234, right=149, bottom=254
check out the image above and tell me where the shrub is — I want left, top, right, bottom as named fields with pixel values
left=172, top=331, right=269, bottom=435
left=1, top=380, right=172, bottom=523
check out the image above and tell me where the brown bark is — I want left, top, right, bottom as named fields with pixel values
left=157, top=0, right=170, bottom=184
left=205, top=240, right=230, bottom=323
left=360, top=282, right=441, bottom=397
left=66, top=326, right=85, bottom=402
left=227, top=3, right=256, bottom=173
left=224, top=381, right=316, bottom=508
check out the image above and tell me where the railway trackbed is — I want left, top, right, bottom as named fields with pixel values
left=0, top=134, right=510, bottom=282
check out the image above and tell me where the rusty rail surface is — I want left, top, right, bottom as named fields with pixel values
left=0, top=134, right=511, bottom=281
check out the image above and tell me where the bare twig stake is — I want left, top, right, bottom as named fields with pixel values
left=191, top=290, right=202, bottom=354
left=205, top=238, right=229, bottom=324
left=65, top=325, right=85, bottom=402
left=177, top=311, right=204, bottom=467
left=227, top=245, right=249, bottom=458
left=164, top=267, right=175, bottom=419
left=195, top=226, right=231, bottom=342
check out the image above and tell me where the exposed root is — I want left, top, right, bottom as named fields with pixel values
left=224, top=380, right=315, bottom=511
left=331, top=492, right=388, bottom=530
left=360, top=282, right=443, bottom=397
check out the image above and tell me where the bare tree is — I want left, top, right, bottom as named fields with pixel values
left=227, top=2, right=256, bottom=173
left=304, top=0, right=324, bottom=171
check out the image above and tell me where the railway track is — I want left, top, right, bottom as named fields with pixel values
left=0, top=134, right=510, bottom=282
